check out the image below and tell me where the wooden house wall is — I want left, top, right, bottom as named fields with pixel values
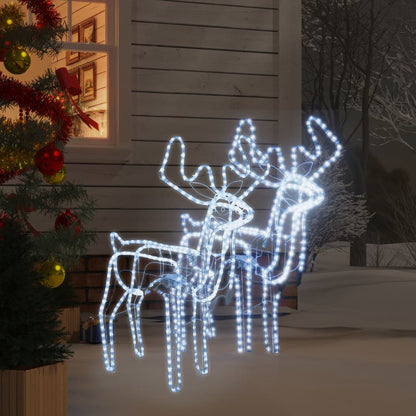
left=66, top=0, right=280, bottom=254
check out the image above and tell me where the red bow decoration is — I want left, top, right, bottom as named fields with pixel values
left=55, top=67, right=99, bottom=131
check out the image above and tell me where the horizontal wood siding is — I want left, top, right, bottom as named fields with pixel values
left=68, top=0, right=279, bottom=253
left=134, top=0, right=275, bottom=30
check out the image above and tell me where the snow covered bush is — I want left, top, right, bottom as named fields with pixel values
left=306, top=160, right=371, bottom=272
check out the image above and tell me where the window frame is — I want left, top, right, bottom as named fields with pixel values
left=56, top=0, right=131, bottom=162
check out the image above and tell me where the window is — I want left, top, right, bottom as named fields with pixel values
left=53, top=1, right=113, bottom=141
left=53, top=0, right=131, bottom=161
left=1, top=0, right=128, bottom=160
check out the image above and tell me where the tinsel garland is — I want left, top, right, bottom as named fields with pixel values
left=0, top=73, right=72, bottom=184
left=0, top=167, right=23, bottom=184
left=0, top=74, right=71, bottom=142
left=19, top=0, right=60, bottom=29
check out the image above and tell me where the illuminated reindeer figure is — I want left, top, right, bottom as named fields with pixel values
left=99, top=131, right=268, bottom=392
left=174, top=120, right=275, bottom=355
left=228, top=116, right=342, bottom=354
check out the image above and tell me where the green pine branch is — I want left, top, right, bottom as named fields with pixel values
left=1, top=170, right=96, bottom=269
left=0, top=222, right=72, bottom=369
left=0, top=24, right=67, bottom=58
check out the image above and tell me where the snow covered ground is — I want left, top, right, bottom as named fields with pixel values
left=367, top=242, right=416, bottom=268
left=67, top=246, right=416, bottom=416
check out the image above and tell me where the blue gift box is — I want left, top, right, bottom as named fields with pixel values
left=80, top=318, right=102, bottom=344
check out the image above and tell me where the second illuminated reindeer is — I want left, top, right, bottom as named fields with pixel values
left=228, top=116, right=342, bottom=354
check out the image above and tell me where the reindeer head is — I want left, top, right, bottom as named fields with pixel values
left=158, top=131, right=271, bottom=248
left=228, top=116, right=342, bottom=284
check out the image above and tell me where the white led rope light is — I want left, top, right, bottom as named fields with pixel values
left=100, top=122, right=266, bottom=391
left=228, top=115, right=342, bottom=354
left=99, top=116, right=341, bottom=392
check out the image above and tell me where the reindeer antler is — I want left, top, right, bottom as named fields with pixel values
left=291, top=116, right=342, bottom=179
left=160, top=122, right=271, bottom=205
left=227, top=119, right=271, bottom=198
left=159, top=136, right=219, bottom=206
left=228, top=117, right=342, bottom=190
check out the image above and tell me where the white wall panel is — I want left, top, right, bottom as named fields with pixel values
left=133, top=22, right=274, bottom=52
left=132, top=45, right=276, bottom=74
left=133, top=0, right=275, bottom=30
left=133, top=69, right=276, bottom=97
left=131, top=117, right=278, bottom=143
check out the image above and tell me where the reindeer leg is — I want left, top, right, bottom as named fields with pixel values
left=164, top=291, right=182, bottom=392
left=234, top=271, right=245, bottom=353
left=192, top=299, right=209, bottom=375
left=126, top=251, right=145, bottom=358
left=244, top=259, right=253, bottom=353
left=206, top=303, right=216, bottom=339
left=230, top=254, right=246, bottom=353
left=239, top=249, right=253, bottom=353
left=135, top=296, right=145, bottom=357
left=99, top=261, right=127, bottom=372
left=127, top=292, right=145, bottom=358
left=271, top=291, right=281, bottom=354
left=201, top=299, right=215, bottom=340
left=178, top=292, right=187, bottom=352
left=99, top=264, right=113, bottom=370
left=262, top=281, right=273, bottom=353
left=100, top=286, right=128, bottom=372
left=126, top=293, right=138, bottom=356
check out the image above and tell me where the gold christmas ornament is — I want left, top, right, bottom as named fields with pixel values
left=38, top=259, right=65, bottom=289
left=43, top=165, right=66, bottom=185
left=4, top=46, right=31, bottom=74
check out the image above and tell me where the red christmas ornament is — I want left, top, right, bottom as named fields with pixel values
left=34, top=143, right=64, bottom=175
left=55, top=209, right=81, bottom=234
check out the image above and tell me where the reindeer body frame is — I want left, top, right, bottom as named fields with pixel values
left=99, top=132, right=267, bottom=392
left=228, top=116, right=342, bottom=354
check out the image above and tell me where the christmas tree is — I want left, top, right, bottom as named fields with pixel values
left=0, top=221, right=72, bottom=369
left=0, top=0, right=95, bottom=366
